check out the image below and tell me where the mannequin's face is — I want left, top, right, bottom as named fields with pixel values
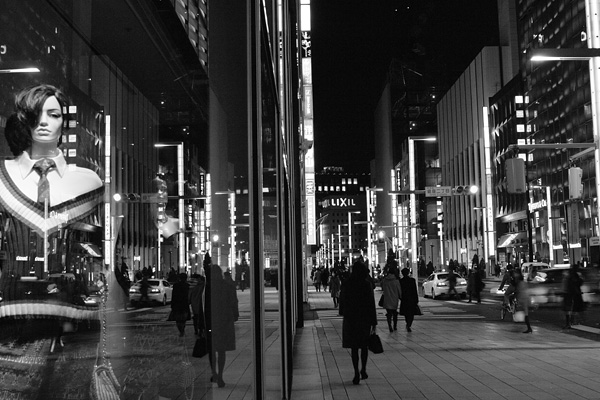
left=30, top=96, right=63, bottom=146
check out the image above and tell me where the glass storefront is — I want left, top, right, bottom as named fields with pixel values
left=0, top=1, right=303, bottom=399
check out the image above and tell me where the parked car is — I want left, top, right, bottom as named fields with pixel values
left=529, top=267, right=600, bottom=305
left=422, top=272, right=468, bottom=299
left=129, top=279, right=173, bottom=306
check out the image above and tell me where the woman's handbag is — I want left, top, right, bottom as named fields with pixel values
left=192, top=335, right=208, bottom=358
left=414, top=304, right=423, bottom=315
left=367, top=331, right=384, bottom=354
left=90, top=289, right=121, bottom=400
left=378, top=294, right=385, bottom=307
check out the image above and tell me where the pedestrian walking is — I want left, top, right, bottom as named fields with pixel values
left=189, top=273, right=206, bottom=336
left=467, top=268, right=484, bottom=303
left=170, top=273, right=191, bottom=337
left=339, top=260, right=377, bottom=385
left=380, top=265, right=402, bottom=332
left=139, top=275, right=150, bottom=304
left=321, top=267, right=329, bottom=292
left=313, top=268, right=322, bottom=292
left=208, top=264, right=239, bottom=387
left=447, top=268, right=459, bottom=300
left=399, top=268, right=419, bottom=332
left=563, top=264, right=585, bottom=328
left=514, top=268, right=532, bottom=333
left=329, top=271, right=341, bottom=307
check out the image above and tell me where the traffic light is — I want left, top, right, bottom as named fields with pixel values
left=453, top=185, right=478, bottom=195
left=568, top=167, right=583, bottom=199
left=506, top=158, right=526, bottom=194
left=113, top=193, right=141, bottom=202
left=377, top=230, right=385, bottom=244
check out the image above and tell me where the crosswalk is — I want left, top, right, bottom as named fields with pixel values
left=312, top=297, right=501, bottom=321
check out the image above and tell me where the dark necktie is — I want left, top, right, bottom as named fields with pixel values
left=33, top=158, right=56, bottom=204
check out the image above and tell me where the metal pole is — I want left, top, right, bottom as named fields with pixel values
left=177, top=143, right=185, bottom=273
left=546, top=186, right=554, bottom=266
left=338, top=225, right=342, bottom=262
left=248, top=0, right=264, bottom=395
left=409, top=139, right=418, bottom=272
left=366, top=189, right=372, bottom=275
left=586, top=0, right=600, bottom=245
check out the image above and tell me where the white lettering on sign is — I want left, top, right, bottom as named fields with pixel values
left=323, top=197, right=357, bottom=208
left=528, top=199, right=547, bottom=212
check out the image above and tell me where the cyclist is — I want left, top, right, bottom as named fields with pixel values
left=499, top=264, right=516, bottom=307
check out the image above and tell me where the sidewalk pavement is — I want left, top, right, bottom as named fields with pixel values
left=291, top=286, right=600, bottom=399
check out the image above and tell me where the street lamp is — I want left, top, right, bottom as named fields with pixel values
left=215, top=190, right=236, bottom=272
left=365, top=187, right=383, bottom=276
left=408, top=136, right=437, bottom=273
left=155, top=142, right=185, bottom=273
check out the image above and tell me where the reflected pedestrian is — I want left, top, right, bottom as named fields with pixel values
left=171, top=273, right=191, bottom=337
left=209, top=264, right=239, bottom=387
left=189, top=273, right=206, bottom=336
left=339, top=260, right=377, bottom=385
left=399, top=268, right=419, bottom=332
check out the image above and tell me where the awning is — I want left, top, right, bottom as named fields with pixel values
left=75, top=243, right=103, bottom=258
left=497, top=232, right=528, bottom=248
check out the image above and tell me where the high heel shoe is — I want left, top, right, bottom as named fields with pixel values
left=352, top=375, right=360, bottom=385
left=523, top=328, right=532, bottom=333
left=360, top=370, right=368, bottom=380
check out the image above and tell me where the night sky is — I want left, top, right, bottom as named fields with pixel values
left=310, top=0, right=499, bottom=173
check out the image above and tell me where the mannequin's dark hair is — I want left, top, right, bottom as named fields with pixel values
left=5, top=84, right=71, bottom=156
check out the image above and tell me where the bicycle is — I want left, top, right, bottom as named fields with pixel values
left=500, top=296, right=518, bottom=320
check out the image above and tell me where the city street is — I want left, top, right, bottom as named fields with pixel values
left=44, top=280, right=600, bottom=400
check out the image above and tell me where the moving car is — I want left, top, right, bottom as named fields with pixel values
left=520, top=262, right=549, bottom=282
left=529, top=266, right=600, bottom=305
left=422, top=272, right=468, bottom=299
left=129, top=279, right=173, bottom=306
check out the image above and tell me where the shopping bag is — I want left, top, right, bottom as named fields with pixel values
left=414, top=305, right=423, bottom=315
left=378, top=294, right=384, bottom=307
left=513, top=311, right=525, bottom=322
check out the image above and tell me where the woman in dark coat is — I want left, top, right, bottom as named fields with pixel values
left=399, top=268, right=419, bottom=332
left=563, top=264, right=585, bottom=328
left=339, top=261, right=377, bottom=385
left=171, top=273, right=191, bottom=336
left=209, top=264, right=239, bottom=387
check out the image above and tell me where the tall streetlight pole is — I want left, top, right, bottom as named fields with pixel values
left=408, top=136, right=436, bottom=273
left=347, top=211, right=360, bottom=257
left=365, top=187, right=383, bottom=276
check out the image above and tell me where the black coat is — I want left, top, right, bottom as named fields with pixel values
left=399, top=276, right=419, bottom=316
left=339, top=276, right=377, bottom=348
left=171, top=281, right=190, bottom=322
